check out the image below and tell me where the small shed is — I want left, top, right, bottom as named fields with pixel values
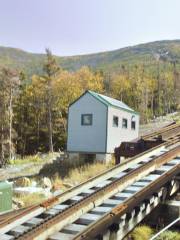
left=0, top=181, right=12, bottom=213
left=67, top=90, right=140, bottom=162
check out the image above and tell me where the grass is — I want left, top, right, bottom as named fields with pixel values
left=156, top=230, right=180, bottom=240
left=40, top=154, right=112, bottom=179
left=14, top=192, right=46, bottom=207
left=9, top=152, right=58, bottom=165
left=51, top=175, right=67, bottom=191
left=10, top=155, right=43, bottom=165
left=128, top=225, right=180, bottom=240
left=13, top=160, right=111, bottom=208
left=48, top=161, right=111, bottom=191
left=131, top=225, right=154, bottom=240
left=173, top=111, right=180, bottom=123
left=63, top=162, right=110, bottom=186
left=160, top=111, right=180, bottom=123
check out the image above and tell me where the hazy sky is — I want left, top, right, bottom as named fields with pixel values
left=0, top=0, right=180, bottom=56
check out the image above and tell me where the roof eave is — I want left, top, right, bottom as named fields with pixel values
left=109, top=104, right=140, bottom=115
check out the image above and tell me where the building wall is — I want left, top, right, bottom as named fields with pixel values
left=106, top=107, right=139, bottom=153
left=67, top=92, right=107, bottom=153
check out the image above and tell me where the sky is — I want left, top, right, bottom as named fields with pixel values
left=0, top=0, right=180, bottom=56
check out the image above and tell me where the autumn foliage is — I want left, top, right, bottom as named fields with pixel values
left=0, top=49, right=179, bottom=164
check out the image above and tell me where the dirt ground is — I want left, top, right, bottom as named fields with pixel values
left=139, top=111, right=180, bottom=136
left=0, top=154, right=58, bottom=181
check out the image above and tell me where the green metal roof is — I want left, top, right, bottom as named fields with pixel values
left=88, top=90, right=139, bottom=115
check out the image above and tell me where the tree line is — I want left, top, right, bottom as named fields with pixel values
left=0, top=49, right=179, bottom=165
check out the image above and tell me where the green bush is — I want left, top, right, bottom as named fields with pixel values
left=156, top=231, right=180, bottom=240
left=132, top=225, right=154, bottom=240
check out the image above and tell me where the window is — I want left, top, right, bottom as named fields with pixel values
left=81, top=114, right=93, bottom=126
left=122, top=118, right=128, bottom=128
left=131, top=121, right=136, bottom=130
left=113, top=116, right=119, bottom=127
left=131, top=116, right=136, bottom=130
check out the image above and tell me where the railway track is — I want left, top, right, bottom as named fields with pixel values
left=1, top=145, right=180, bottom=239
left=0, top=124, right=180, bottom=240
left=0, top=208, right=33, bottom=224
left=0, top=145, right=166, bottom=237
left=143, top=122, right=180, bottom=141
left=72, top=154, right=180, bottom=240
left=43, top=146, right=180, bottom=240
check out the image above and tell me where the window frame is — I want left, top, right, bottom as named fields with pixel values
left=131, top=116, right=136, bottom=130
left=122, top=118, right=128, bottom=129
left=113, top=115, right=119, bottom=127
left=81, top=114, right=93, bottom=126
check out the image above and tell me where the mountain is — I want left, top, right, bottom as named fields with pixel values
left=1, top=40, right=180, bottom=76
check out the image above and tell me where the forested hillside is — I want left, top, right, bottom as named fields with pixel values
left=1, top=40, right=180, bottom=74
left=0, top=41, right=180, bottom=165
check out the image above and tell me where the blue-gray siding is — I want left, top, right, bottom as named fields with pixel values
left=67, top=92, right=107, bottom=153
left=67, top=92, right=139, bottom=154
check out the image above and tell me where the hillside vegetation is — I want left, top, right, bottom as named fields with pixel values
left=0, top=41, right=180, bottom=164
left=1, top=40, right=180, bottom=74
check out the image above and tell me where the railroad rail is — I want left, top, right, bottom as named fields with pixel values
left=0, top=124, right=180, bottom=240
left=0, top=144, right=166, bottom=234
left=1, top=143, right=180, bottom=239
left=47, top=145, right=180, bottom=240
left=0, top=208, right=33, bottom=224
left=143, top=122, right=180, bottom=140
left=0, top=142, right=171, bottom=229
left=72, top=158, right=180, bottom=240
